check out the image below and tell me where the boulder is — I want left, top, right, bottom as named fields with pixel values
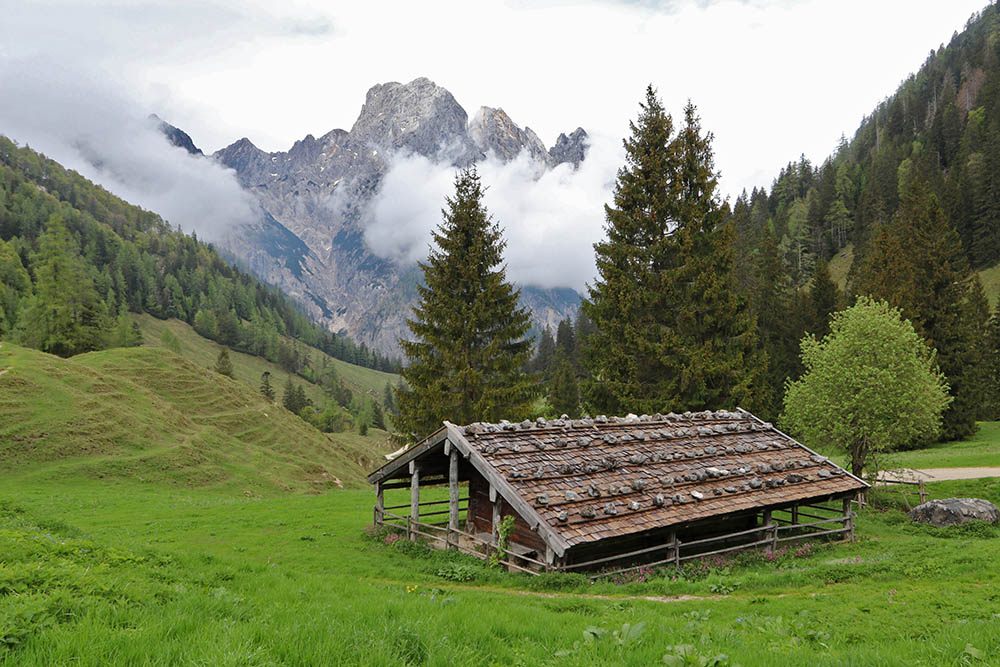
left=908, top=498, right=999, bottom=527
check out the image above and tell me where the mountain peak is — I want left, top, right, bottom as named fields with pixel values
left=469, top=106, right=553, bottom=166
left=350, top=77, right=478, bottom=164
left=549, top=127, right=589, bottom=168
left=150, top=114, right=203, bottom=156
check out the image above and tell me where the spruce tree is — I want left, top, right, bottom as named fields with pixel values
left=805, top=259, right=841, bottom=338
left=583, top=89, right=765, bottom=415
left=213, top=346, right=235, bottom=378
left=395, top=168, right=536, bottom=440
left=548, top=353, right=580, bottom=418
left=858, top=181, right=982, bottom=440
left=260, top=371, right=275, bottom=401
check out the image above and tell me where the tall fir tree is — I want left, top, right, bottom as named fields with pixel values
left=857, top=181, right=983, bottom=440
left=583, top=88, right=766, bottom=415
left=804, top=259, right=841, bottom=339
left=260, top=371, right=275, bottom=401
left=548, top=352, right=581, bottom=418
left=395, top=168, right=537, bottom=440
left=17, top=213, right=109, bottom=357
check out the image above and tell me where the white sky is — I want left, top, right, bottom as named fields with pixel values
left=2, top=0, right=988, bottom=196
left=0, top=0, right=991, bottom=290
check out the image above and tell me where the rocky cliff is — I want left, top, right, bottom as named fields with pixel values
left=207, top=77, right=587, bottom=356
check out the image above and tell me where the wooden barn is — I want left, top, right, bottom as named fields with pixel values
left=368, top=409, right=868, bottom=575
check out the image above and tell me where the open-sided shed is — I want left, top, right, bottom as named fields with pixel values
left=368, top=409, right=868, bottom=575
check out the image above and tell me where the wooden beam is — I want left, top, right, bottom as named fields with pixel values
left=445, top=422, right=569, bottom=557
left=492, top=488, right=502, bottom=544
left=410, top=462, right=420, bottom=541
left=375, top=480, right=384, bottom=526
left=843, top=495, right=855, bottom=540
left=448, top=448, right=459, bottom=539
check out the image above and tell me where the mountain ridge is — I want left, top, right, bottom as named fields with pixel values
left=194, top=77, right=589, bottom=355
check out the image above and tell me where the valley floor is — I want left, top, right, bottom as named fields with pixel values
left=2, top=468, right=999, bottom=665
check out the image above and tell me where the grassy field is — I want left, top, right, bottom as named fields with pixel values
left=2, top=434, right=1000, bottom=664
left=133, top=314, right=400, bottom=411
left=4, top=341, right=1000, bottom=664
left=1, top=476, right=998, bottom=665
left=0, top=343, right=393, bottom=492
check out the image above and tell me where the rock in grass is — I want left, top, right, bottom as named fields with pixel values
left=908, top=498, right=999, bottom=527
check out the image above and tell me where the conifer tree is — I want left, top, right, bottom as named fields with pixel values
left=583, top=88, right=765, bottom=415
left=530, top=327, right=556, bottom=377
left=548, top=353, right=580, bottom=418
left=17, top=214, right=109, bottom=357
left=804, top=259, right=841, bottom=338
left=395, top=168, right=536, bottom=440
left=213, top=346, right=234, bottom=378
left=858, top=182, right=983, bottom=440
left=260, top=371, right=275, bottom=401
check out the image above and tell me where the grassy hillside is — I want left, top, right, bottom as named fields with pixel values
left=134, top=314, right=400, bottom=411
left=0, top=342, right=392, bottom=492
left=827, top=243, right=853, bottom=291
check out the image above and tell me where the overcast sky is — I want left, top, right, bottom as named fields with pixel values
left=0, top=0, right=991, bottom=289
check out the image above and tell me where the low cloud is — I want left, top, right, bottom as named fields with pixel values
left=363, top=134, right=623, bottom=292
left=0, top=58, right=258, bottom=240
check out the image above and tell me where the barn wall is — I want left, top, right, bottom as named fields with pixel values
left=468, top=475, right=547, bottom=555
left=564, top=510, right=758, bottom=567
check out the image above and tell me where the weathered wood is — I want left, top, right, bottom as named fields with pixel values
left=843, top=495, right=855, bottom=540
left=380, top=476, right=447, bottom=490
left=445, top=422, right=569, bottom=557
left=775, top=526, right=849, bottom=543
left=368, top=426, right=449, bottom=484
left=449, top=448, right=460, bottom=536
left=791, top=505, right=799, bottom=525
left=763, top=509, right=774, bottom=553
left=375, top=481, right=384, bottom=526
left=384, top=497, right=468, bottom=510
left=775, top=515, right=848, bottom=532
left=409, top=462, right=420, bottom=540
left=563, top=539, right=678, bottom=571
left=676, top=523, right=768, bottom=549
left=492, top=488, right=502, bottom=543
left=679, top=537, right=774, bottom=562
left=671, top=530, right=679, bottom=569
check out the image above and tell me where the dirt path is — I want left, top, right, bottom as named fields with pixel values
left=364, top=577, right=725, bottom=604
left=878, top=467, right=1000, bottom=482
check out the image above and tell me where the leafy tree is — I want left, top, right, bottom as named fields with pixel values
left=395, top=167, right=536, bottom=440
left=213, top=346, right=234, bottom=378
left=17, top=214, right=109, bottom=356
left=260, top=371, right=275, bottom=401
left=781, top=297, right=951, bottom=478
left=583, top=88, right=765, bottom=415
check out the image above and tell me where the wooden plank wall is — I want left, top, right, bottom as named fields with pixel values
left=468, top=476, right=547, bottom=554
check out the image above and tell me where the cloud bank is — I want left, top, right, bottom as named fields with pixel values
left=0, top=58, right=258, bottom=240
left=363, top=134, right=623, bottom=293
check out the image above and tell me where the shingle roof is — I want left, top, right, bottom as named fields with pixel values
left=455, top=409, right=866, bottom=548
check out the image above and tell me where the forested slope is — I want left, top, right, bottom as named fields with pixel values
left=0, top=134, right=396, bottom=372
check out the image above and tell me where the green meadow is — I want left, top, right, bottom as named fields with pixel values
left=3, top=344, right=1000, bottom=665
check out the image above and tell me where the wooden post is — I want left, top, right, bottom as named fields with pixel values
left=918, top=479, right=927, bottom=505
left=448, top=447, right=459, bottom=546
left=409, top=461, right=420, bottom=541
left=763, top=509, right=774, bottom=553
left=791, top=505, right=799, bottom=525
left=545, top=546, right=554, bottom=573
left=843, top=496, right=855, bottom=541
left=375, top=480, right=384, bottom=526
left=670, top=530, right=679, bottom=569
